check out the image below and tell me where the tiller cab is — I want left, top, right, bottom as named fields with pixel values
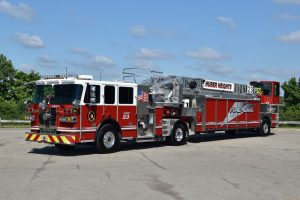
left=25, top=69, right=280, bottom=153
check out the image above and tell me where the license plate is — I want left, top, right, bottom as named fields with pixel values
left=40, top=128, right=56, bottom=134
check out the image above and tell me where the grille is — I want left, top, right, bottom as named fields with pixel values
left=38, top=108, right=57, bottom=127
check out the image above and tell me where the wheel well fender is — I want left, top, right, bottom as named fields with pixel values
left=174, top=120, right=189, bottom=136
left=262, top=115, right=271, bottom=126
left=96, top=119, right=122, bottom=139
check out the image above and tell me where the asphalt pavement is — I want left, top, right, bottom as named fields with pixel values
left=0, top=128, right=299, bottom=200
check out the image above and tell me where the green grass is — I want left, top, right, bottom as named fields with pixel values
left=279, top=125, right=300, bottom=129
left=0, top=124, right=30, bottom=128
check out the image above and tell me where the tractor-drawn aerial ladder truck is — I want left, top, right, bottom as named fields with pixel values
left=25, top=68, right=280, bottom=153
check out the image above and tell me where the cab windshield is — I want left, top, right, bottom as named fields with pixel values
left=34, top=84, right=83, bottom=104
left=250, top=81, right=272, bottom=96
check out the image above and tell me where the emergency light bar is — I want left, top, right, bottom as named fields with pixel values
left=41, top=74, right=92, bottom=80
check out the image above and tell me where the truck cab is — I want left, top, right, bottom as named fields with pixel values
left=250, top=81, right=280, bottom=104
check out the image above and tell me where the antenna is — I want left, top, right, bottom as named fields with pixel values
left=65, top=67, right=68, bottom=79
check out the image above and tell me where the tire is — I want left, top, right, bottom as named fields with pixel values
left=95, top=124, right=119, bottom=153
left=55, top=144, right=76, bottom=151
left=225, top=130, right=236, bottom=135
left=167, top=123, right=187, bottom=146
left=258, top=119, right=270, bottom=136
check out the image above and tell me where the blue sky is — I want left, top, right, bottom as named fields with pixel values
left=1, top=0, right=300, bottom=84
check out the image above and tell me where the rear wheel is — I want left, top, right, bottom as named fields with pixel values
left=95, top=124, right=119, bottom=153
left=258, top=119, right=270, bottom=136
left=225, top=130, right=236, bottom=135
left=167, top=123, right=187, bottom=146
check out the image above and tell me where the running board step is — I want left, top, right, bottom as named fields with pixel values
left=136, top=137, right=165, bottom=143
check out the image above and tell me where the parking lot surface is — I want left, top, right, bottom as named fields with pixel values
left=0, top=128, right=299, bottom=200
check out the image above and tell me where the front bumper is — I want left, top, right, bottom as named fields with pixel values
left=25, top=133, right=76, bottom=145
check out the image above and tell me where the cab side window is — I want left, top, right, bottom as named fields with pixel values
left=104, top=85, right=115, bottom=104
left=84, top=85, right=100, bottom=103
left=274, top=83, right=280, bottom=97
left=119, top=87, right=133, bottom=104
left=262, top=83, right=272, bottom=96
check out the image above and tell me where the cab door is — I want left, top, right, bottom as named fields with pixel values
left=117, top=86, right=137, bottom=138
left=103, top=85, right=117, bottom=120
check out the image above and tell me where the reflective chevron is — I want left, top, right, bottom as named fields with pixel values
left=25, top=133, right=76, bottom=145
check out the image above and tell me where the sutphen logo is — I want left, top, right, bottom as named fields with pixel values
left=229, top=103, right=254, bottom=114
left=222, top=102, right=254, bottom=125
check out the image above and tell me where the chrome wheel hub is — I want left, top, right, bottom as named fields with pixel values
left=175, top=128, right=184, bottom=142
left=103, top=131, right=115, bottom=148
left=263, top=123, right=269, bottom=134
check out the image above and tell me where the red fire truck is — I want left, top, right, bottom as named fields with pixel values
left=25, top=68, right=280, bottom=153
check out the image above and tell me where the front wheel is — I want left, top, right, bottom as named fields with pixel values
left=167, top=123, right=187, bottom=146
left=95, top=124, right=119, bottom=153
left=258, top=119, right=270, bottom=136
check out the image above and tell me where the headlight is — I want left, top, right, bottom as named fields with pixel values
left=60, top=116, right=77, bottom=123
left=25, top=115, right=35, bottom=121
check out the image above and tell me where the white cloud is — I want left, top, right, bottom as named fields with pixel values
left=15, top=32, right=44, bottom=48
left=217, top=16, right=236, bottom=30
left=64, top=56, right=118, bottom=80
left=246, top=67, right=300, bottom=81
left=278, top=13, right=300, bottom=20
left=187, top=63, right=233, bottom=76
left=206, top=64, right=233, bottom=75
left=69, top=48, right=92, bottom=58
left=277, top=30, right=300, bottom=43
left=37, top=55, right=59, bottom=69
left=18, top=64, right=35, bottom=72
left=273, top=0, right=300, bottom=5
left=0, top=0, right=34, bottom=21
left=135, top=48, right=173, bottom=60
left=133, top=61, right=157, bottom=69
left=91, top=55, right=113, bottom=66
left=130, top=26, right=147, bottom=37
left=185, top=47, right=226, bottom=61
left=65, top=53, right=114, bottom=70
left=130, top=25, right=176, bottom=38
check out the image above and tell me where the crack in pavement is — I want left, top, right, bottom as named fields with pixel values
left=105, top=170, right=112, bottom=182
left=141, top=152, right=168, bottom=171
left=244, top=164, right=275, bottom=174
left=222, top=177, right=240, bottom=189
left=31, top=156, right=54, bottom=181
left=147, top=174, right=184, bottom=200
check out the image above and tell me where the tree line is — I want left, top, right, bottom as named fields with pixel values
left=0, top=53, right=299, bottom=120
left=0, top=54, right=40, bottom=119
left=281, top=77, right=300, bottom=121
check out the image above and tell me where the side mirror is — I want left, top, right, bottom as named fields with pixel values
left=72, top=99, right=80, bottom=108
left=89, top=85, right=97, bottom=104
left=24, top=99, right=33, bottom=105
left=24, top=99, right=33, bottom=110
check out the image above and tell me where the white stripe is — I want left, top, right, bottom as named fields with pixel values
left=57, top=127, right=97, bottom=130
left=57, top=129, right=96, bottom=133
left=80, top=140, right=94, bottom=142
left=122, top=137, right=134, bottom=140
left=121, top=127, right=137, bottom=130
left=204, top=122, right=260, bottom=125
